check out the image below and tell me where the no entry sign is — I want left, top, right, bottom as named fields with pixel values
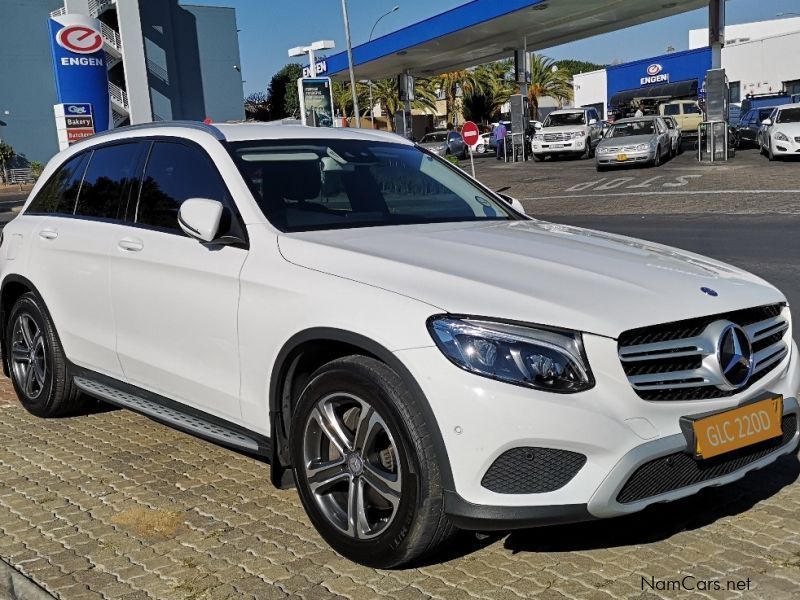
left=461, top=121, right=480, bottom=146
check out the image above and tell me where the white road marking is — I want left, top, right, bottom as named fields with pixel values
left=526, top=190, right=800, bottom=200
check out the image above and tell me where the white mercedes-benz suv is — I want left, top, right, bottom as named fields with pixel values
left=1, top=122, right=797, bottom=568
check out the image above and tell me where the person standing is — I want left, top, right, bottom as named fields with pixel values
left=493, top=122, right=507, bottom=160
left=634, top=104, right=644, bottom=118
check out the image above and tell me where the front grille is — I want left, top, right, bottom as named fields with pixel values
left=617, top=414, right=797, bottom=504
left=481, top=447, right=586, bottom=494
left=618, top=304, right=789, bottom=401
left=543, top=132, right=574, bottom=142
left=795, top=137, right=800, bottom=143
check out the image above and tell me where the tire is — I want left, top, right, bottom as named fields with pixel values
left=768, top=140, right=776, bottom=161
left=6, top=292, right=85, bottom=417
left=476, top=144, right=485, bottom=154
left=290, top=355, right=454, bottom=568
left=533, top=153, right=545, bottom=162
left=652, top=146, right=662, bottom=167
left=581, top=138, right=592, bottom=159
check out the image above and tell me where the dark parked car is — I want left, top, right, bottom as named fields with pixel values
left=736, top=107, right=776, bottom=147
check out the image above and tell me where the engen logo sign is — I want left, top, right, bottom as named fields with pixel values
left=641, top=63, right=669, bottom=85
left=56, top=24, right=103, bottom=54
left=48, top=13, right=111, bottom=148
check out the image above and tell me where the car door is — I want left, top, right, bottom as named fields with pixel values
left=448, top=131, right=464, bottom=155
left=108, top=139, right=248, bottom=421
left=587, top=109, right=602, bottom=145
left=24, top=143, right=143, bottom=379
left=655, top=118, right=669, bottom=156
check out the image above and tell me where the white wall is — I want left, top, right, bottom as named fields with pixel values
left=690, top=17, right=800, bottom=48
left=572, top=69, right=607, bottom=114
left=721, top=30, right=800, bottom=99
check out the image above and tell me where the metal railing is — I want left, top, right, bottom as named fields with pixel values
left=146, top=59, right=169, bottom=84
left=99, top=21, right=122, bottom=52
left=108, top=81, right=129, bottom=111
left=50, top=0, right=115, bottom=19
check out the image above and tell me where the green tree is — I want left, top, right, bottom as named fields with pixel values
left=331, top=81, right=370, bottom=119
left=266, top=63, right=303, bottom=119
left=368, top=78, right=438, bottom=131
left=433, top=70, right=483, bottom=127
left=0, top=142, right=14, bottom=184
left=527, top=54, right=573, bottom=120
left=553, top=59, right=606, bottom=80
left=29, top=161, right=43, bottom=178
left=463, top=60, right=515, bottom=124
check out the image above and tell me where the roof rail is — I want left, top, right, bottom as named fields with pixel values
left=82, top=120, right=226, bottom=142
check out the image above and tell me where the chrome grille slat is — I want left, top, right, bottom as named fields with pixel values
left=618, top=304, right=789, bottom=401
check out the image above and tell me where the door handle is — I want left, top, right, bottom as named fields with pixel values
left=39, top=229, right=58, bottom=240
left=118, top=237, right=144, bottom=252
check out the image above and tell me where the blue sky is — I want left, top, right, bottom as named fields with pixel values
left=189, top=0, right=800, bottom=95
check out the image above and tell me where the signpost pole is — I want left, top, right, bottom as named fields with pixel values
left=469, top=146, right=475, bottom=179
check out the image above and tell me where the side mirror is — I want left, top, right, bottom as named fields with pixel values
left=179, top=198, right=223, bottom=243
left=498, top=193, right=527, bottom=215
left=762, top=118, right=772, bottom=126
left=534, top=122, right=542, bottom=130
left=589, top=118, right=597, bottom=125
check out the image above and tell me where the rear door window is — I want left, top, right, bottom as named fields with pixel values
left=26, top=152, right=89, bottom=215
left=683, top=103, right=700, bottom=115
left=663, top=104, right=680, bottom=116
left=75, top=143, right=142, bottom=220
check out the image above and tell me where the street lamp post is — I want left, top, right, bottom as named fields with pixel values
left=368, top=6, right=400, bottom=129
left=340, top=0, right=361, bottom=127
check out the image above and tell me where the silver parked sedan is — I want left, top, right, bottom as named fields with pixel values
left=595, top=116, right=671, bottom=171
left=418, top=130, right=467, bottom=158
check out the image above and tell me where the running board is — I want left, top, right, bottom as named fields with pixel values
left=73, top=376, right=268, bottom=455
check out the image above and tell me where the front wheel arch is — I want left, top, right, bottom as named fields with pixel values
left=268, top=328, right=455, bottom=492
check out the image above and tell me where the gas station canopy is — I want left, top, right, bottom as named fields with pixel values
left=325, top=0, right=707, bottom=80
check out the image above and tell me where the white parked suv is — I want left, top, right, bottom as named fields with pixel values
left=759, top=103, right=800, bottom=160
left=531, top=107, right=603, bottom=161
left=1, top=122, right=798, bottom=568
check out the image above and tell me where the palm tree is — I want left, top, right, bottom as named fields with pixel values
left=527, top=54, right=574, bottom=120
left=369, top=78, right=438, bottom=131
left=331, top=81, right=370, bottom=120
left=433, top=70, right=483, bottom=127
left=463, top=60, right=515, bottom=124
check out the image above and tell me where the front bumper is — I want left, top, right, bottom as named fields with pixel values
left=396, top=335, right=800, bottom=530
left=532, top=137, right=586, bottom=154
left=596, top=148, right=654, bottom=166
left=771, top=135, right=800, bottom=155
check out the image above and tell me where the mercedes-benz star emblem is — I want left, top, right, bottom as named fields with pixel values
left=717, top=323, right=753, bottom=388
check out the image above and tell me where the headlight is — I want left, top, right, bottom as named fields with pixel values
left=597, top=146, right=611, bottom=154
left=569, top=131, right=584, bottom=139
left=427, top=316, right=594, bottom=393
left=534, top=134, right=544, bottom=141
left=774, top=131, right=790, bottom=142
left=635, top=143, right=650, bottom=151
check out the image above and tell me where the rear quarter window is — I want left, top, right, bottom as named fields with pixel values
left=26, top=153, right=89, bottom=215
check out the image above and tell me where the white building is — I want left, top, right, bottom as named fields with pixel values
left=689, top=17, right=800, bottom=101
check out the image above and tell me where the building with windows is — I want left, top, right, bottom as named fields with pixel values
left=573, top=17, right=800, bottom=119
left=1, top=0, right=244, bottom=164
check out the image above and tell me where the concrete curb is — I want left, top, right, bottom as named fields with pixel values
left=0, top=558, right=55, bottom=600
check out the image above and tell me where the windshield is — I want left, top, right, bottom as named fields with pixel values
left=543, top=112, right=586, bottom=127
left=776, top=108, right=800, bottom=124
left=227, top=139, right=517, bottom=232
left=420, top=132, right=447, bottom=144
left=607, top=120, right=656, bottom=137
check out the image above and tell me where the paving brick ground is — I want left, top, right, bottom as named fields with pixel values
left=1, top=375, right=799, bottom=600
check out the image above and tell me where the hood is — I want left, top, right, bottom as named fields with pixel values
left=277, top=220, right=784, bottom=338
left=540, top=124, right=588, bottom=134
left=772, top=122, right=800, bottom=134
left=598, top=134, right=655, bottom=147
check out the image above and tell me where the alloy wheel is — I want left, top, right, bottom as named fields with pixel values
left=10, top=314, right=47, bottom=399
left=302, top=392, right=402, bottom=540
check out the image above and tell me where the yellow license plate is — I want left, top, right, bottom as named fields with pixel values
left=693, top=396, right=783, bottom=459
left=616, top=153, right=628, bottom=161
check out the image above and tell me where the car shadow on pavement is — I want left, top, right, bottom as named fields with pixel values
left=503, top=454, right=799, bottom=554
